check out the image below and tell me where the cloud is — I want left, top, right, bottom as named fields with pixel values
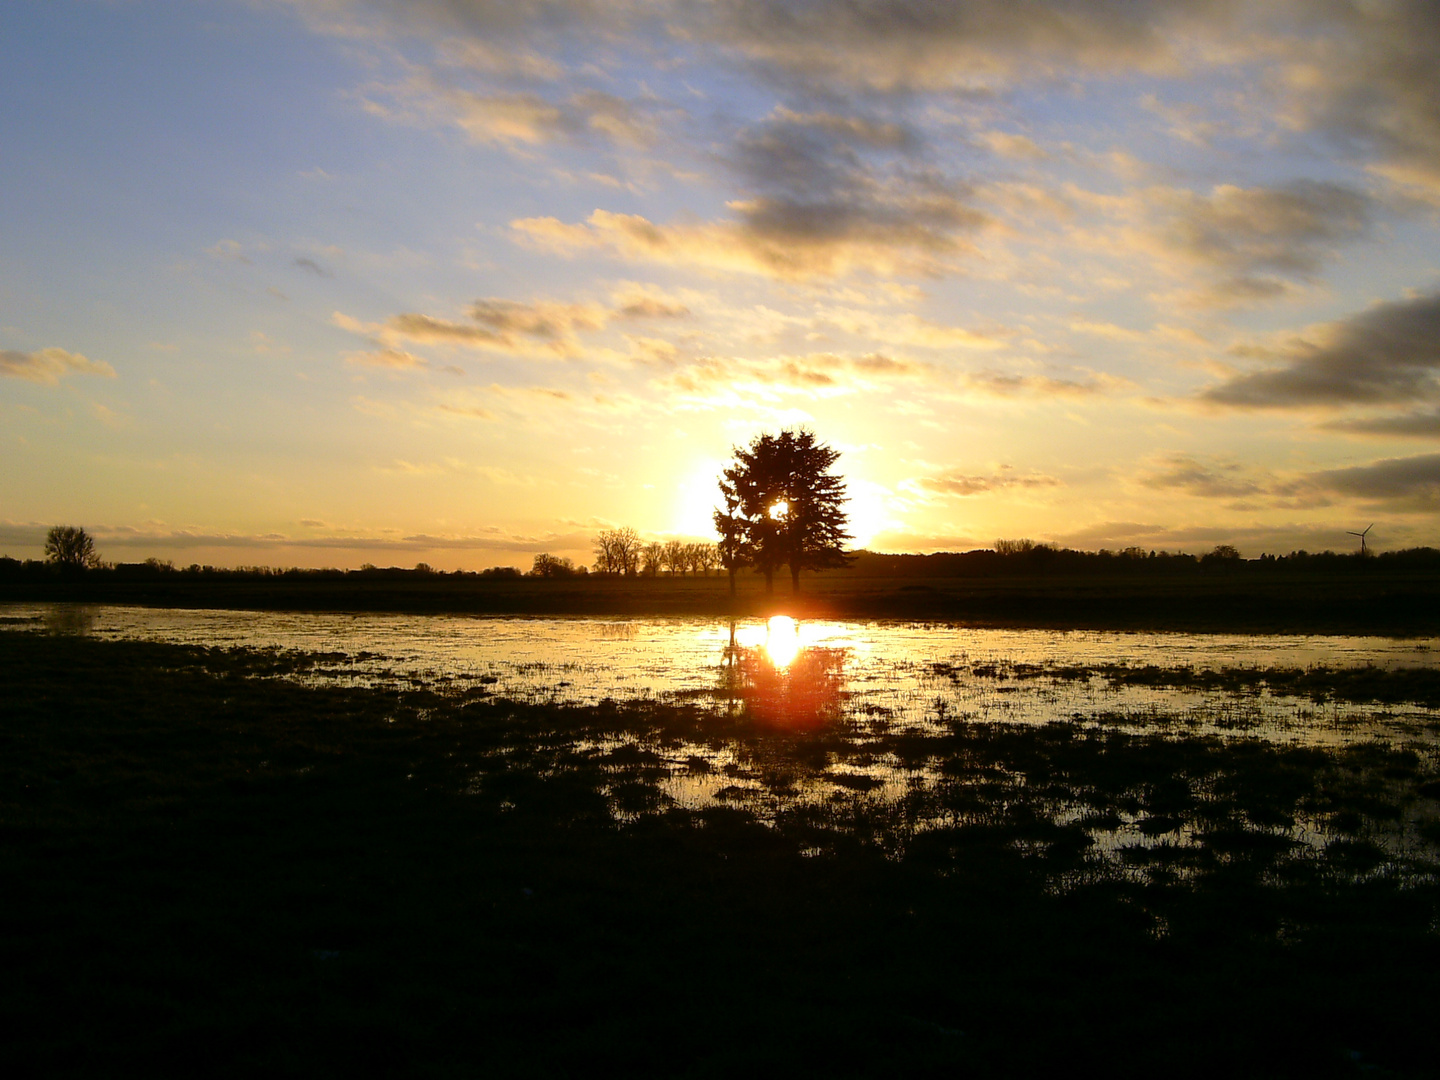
left=1130, top=449, right=1440, bottom=516
left=380, top=457, right=526, bottom=483
left=1321, top=410, right=1440, bottom=440
left=1273, top=1, right=1440, bottom=199
left=975, top=130, right=1049, bottom=161
left=1133, top=453, right=1328, bottom=510
left=959, top=370, right=1126, bottom=398
left=1138, top=454, right=1264, bottom=499
left=906, top=467, right=1061, bottom=498
left=1307, top=452, right=1440, bottom=513
left=1068, top=316, right=1145, bottom=342
left=698, top=0, right=1224, bottom=92
left=513, top=201, right=986, bottom=281
left=205, top=238, right=251, bottom=262
left=370, top=77, right=665, bottom=150
left=347, top=285, right=693, bottom=363
left=386, top=313, right=507, bottom=347
left=1, top=347, right=116, bottom=385
left=1201, top=291, right=1440, bottom=409
left=468, top=298, right=607, bottom=340
left=298, top=1, right=1440, bottom=204
left=1138, top=180, right=1371, bottom=306
left=513, top=103, right=989, bottom=282
left=294, top=256, right=332, bottom=276
left=346, top=346, right=428, bottom=369
left=817, top=306, right=1010, bottom=350
left=663, top=351, right=929, bottom=400
left=610, top=283, right=693, bottom=320
left=11, top=521, right=592, bottom=558
left=436, top=403, right=498, bottom=421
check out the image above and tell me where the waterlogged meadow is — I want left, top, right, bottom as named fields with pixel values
left=5, top=610, right=1440, bottom=1075
left=6, top=602, right=1440, bottom=879
left=6, top=601, right=1438, bottom=725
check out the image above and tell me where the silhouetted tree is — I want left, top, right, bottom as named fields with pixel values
left=44, top=526, right=99, bottom=571
left=641, top=541, right=664, bottom=577
left=714, top=478, right=753, bottom=596
left=662, top=539, right=687, bottom=576
left=684, top=541, right=717, bottom=576
left=695, top=542, right=719, bottom=576
left=593, top=527, right=641, bottom=576
left=529, top=553, right=577, bottom=577
left=994, top=538, right=1036, bottom=556
left=717, top=428, right=852, bottom=593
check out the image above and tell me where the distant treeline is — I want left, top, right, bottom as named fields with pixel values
left=848, top=543, right=1440, bottom=577
left=0, top=557, right=525, bottom=582
left=4, top=541, right=1439, bottom=584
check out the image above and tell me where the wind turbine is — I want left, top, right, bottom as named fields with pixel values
left=1347, top=523, right=1373, bottom=555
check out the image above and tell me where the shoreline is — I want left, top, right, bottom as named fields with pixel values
left=4, top=568, right=1440, bottom=635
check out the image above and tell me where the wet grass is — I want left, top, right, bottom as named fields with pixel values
left=4, top=632, right=1439, bottom=1078
left=931, top=657, right=1440, bottom=709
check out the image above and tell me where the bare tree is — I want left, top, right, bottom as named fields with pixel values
left=694, top=542, right=719, bottom=576
left=593, top=527, right=642, bottom=576
left=44, top=525, right=100, bottom=571
left=641, top=541, right=664, bottom=577
left=662, top=539, right=687, bottom=576
left=680, top=542, right=702, bottom=576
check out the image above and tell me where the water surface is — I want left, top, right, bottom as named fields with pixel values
left=5, top=602, right=1437, bottom=750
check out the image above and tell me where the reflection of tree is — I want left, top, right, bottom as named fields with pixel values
left=716, top=620, right=846, bottom=730
left=44, top=604, right=98, bottom=636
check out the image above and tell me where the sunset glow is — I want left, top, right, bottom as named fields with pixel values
left=5, top=3, right=1440, bottom=568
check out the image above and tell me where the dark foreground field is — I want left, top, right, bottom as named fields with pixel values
left=4, top=632, right=1439, bottom=1077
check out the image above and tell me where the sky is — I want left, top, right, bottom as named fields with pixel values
left=4, top=0, right=1440, bottom=570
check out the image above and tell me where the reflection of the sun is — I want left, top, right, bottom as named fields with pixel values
left=764, top=615, right=799, bottom=668
left=734, top=616, right=854, bottom=669
left=721, top=616, right=850, bottom=729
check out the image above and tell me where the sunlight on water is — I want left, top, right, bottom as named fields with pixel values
left=8, top=601, right=1439, bottom=872
left=5, top=602, right=1438, bottom=751
left=763, top=615, right=799, bottom=668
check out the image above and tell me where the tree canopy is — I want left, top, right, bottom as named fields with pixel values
left=715, top=428, right=852, bottom=593
left=44, top=525, right=100, bottom=571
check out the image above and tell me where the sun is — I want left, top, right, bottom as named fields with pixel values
left=670, top=459, right=725, bottom=538
left=842, top=479, right=891, bottom=551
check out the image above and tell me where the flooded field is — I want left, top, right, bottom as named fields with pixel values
left=4, top=602, right=1438, bottom=748
left=5, top=619, right=1438, bottom=1076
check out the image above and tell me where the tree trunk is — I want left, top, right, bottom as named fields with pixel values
left=790, top=564, right=800, bottom=592
left=764, top=569, right=774, bottom=594
left=728, top=566, right=736, bottom=596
